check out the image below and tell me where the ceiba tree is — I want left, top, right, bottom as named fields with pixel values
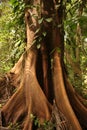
left=0, top=0, right=87, bottom=130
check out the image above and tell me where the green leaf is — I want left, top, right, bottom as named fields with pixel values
left=57, top=24, right=62, bottom=28
left=10, top=0, right=16, bottom=4
left=32, top=39, right=36, bottom=44
left=38, top=37, right=42, bottom=42
left=30, top=114, right=35, bottom=119
left=45, top=18, right=53, bottom=22
left=37, top=44, right=41, bottom=49
left=35, top=28, right=40, bottom=34
left=38, top=18, right=44, bottom=24
left=15, top=40, right=21, bottom=47
left=42, top=32, right=47, bottom=37
left=11, top=47, right=18, bottom=56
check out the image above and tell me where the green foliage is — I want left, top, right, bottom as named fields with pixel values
left=64, top=0, right=87, bottom=97
left=8, top=122, right=21, bottom=130
left=30, top=114, right=55, bottom=130
left=0, top=1, right=14, bottom=73
left=7, top=114, right=56, bottom=130
left=10, top=0, right=25, bottom=25
left=0, top=0, right=26, bottom=73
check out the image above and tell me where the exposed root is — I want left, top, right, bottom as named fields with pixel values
left=64, top=75, right=87, bottom=128
left=1, top=71, right=52, bottom=130
left=52, top=53, right=82, bottom=130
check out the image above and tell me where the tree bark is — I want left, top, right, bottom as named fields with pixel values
left=0, top=0, right=87, bottom=130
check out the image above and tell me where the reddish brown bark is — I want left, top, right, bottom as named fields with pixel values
left=0, top=0, right=87, bottom=130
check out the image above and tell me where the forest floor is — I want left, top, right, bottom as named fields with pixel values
left=0, top=85, right=12, bottom=130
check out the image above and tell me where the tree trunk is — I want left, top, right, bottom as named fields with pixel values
left=0, top=0, right=87, bottom=130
